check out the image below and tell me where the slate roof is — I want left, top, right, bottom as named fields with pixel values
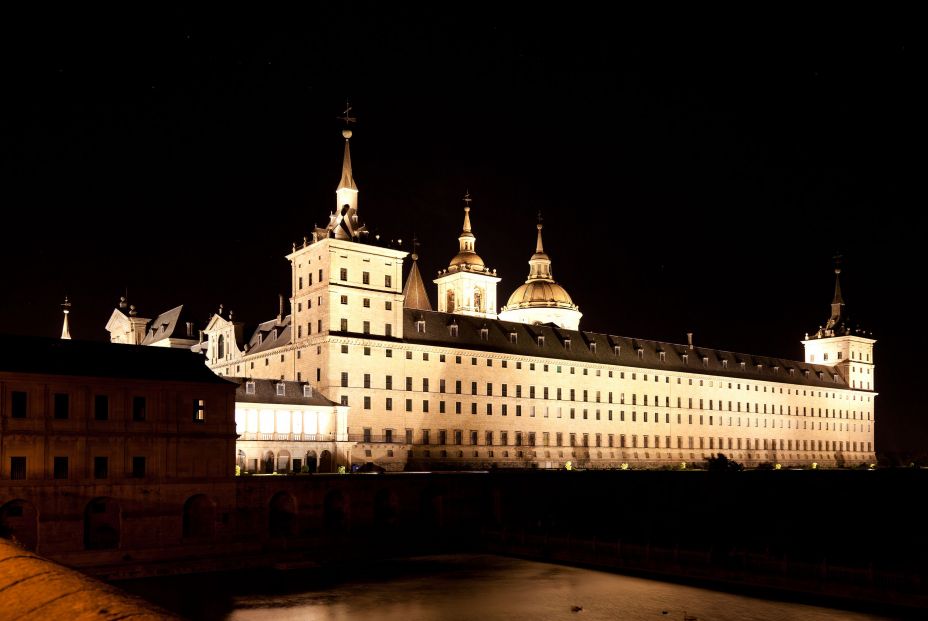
left=229, top=377, right=338, bottom=407
left=140, top=305, right=198, bottom=345
left=381, top=310, right=852, bottom=390
left=244, top=315, right=291, bottom=356
left=0, top=334, right=232, bottom=384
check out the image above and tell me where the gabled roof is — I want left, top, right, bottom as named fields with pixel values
left=245, top=314, right=292, bottom=355
left=391, top=309, right=850, bottom=390
left=141, top=305, right=197, bottom=345
left=0, top=334, right=231, bottom=384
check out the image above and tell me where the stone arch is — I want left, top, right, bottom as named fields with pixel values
left=323, top=490, right=348, bottom=531
left=305, top=451, right=318, bottom=473
left=277, top=450, right=291, bottom=473
left=262, top=451, right=275, bottom=474
left=374, top=489, right=399, bottom=527
left=84, top=497, right=120, bottom=550
left=319, top=450, right=333, bottom=473
left=269, top=492, right=298, bottom=538
left=474, top=288, right=484, bottom=313
left=183, top=494, right=216, bottom=539
left=0, top=499, right=38, bottom=551
left=447, top=290, right=456, bottom=313
left=217, top=334, right=225, bottom=360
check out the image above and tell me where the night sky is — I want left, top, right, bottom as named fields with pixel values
left=2, top=8, right=917, bottom=455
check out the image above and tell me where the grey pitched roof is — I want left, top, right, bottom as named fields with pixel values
left=228, top=377, right=337, bottom=406
left=0, top=334, right=232, bottom=384
left=403, top=258, right=433, bottom=311
left=392, top=310, right=850, bottom=390
left=244, top=315, right=292, bottom=356
left=140, top=305, right=198, bottom=345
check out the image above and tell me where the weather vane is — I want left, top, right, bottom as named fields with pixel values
left=337, top=99, right=357, bottom=127
left=463, top=190, right=472, bottom=208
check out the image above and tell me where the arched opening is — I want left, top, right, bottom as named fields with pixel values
left=319, top=450, right=333, bottom=473
left=305, top=451, right=318, bottom=473
left=84, top=497, right=120, bottom=550
left=217, top=334, right=225, bottom=360
left=324, top=490, right=347, bottom=531
left=269, top=492, right=298, bottom=538
left=446, top=290, right=455, bottom=313
left=237, top=450, right=246, bottom=473
left=262, top=451, right=275, bottom=474
left=0, top=499, right=38, bottom=551
left=276, top=450, right=291, bottom=473
left=474, top=288, right=484, bottom=313
left=374, top=489, right=399, bottom=528
left=183, top=494, right=216, bottom=539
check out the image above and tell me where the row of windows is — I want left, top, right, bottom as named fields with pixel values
left=4, top=393, right=206, bottom=422
left=332, top=348, right=870, bottom=401
left=354, top=395, right=872, bottom=430
left=351, top=429, right=872, bottom=453
left=7, top=455, right=147, bottom=480
left=343, top=376, right=872, bottom=420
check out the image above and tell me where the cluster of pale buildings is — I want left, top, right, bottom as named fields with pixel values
left=130, top=124, right=876, bottom=471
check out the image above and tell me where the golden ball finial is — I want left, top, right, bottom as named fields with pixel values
left=342, top=129, right=353, bottom=139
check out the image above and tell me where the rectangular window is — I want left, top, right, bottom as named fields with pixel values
left=362, top=271, right=370, bottom=284
left=340, top=318, right=348, bottom=331
left=132, top=396, right=146, bottom=421
left=53, top=456, right=68, bottom=480
left=386, top=375, right=393, bottom=390
left=11, top=391, right=27, bottom=418
left=341, top=372, right=349, bottom=388
left=340, top=267, right=348, bottom=281
left=364, top=396, right=371, bottom=409
left=94, top=456, right=108, bottom=479
left=406, top=399, right=413, bottom=412
left=486, top=431, right=494, bottom=446
left=364, top=373, right=371, bottom=388
left=53, top=393, right=69, bottom=419
left=193, top=399, right=205, bottom=422
left=363, top=320, right=371, bottom=334
left=94, top=394, right=109, bottom=421
left=385, top=274, right=392, bottom=288
left=132, top=456, right=146, bottom=478
left=10, top=457, right=26, bottom=480
left=422, top=429, right=430, bottom=444
left=385, top=323, right=392, bottom=337
left=386, top=301, right=393, bottom=310
left=386, top=397, right=393, bottom=411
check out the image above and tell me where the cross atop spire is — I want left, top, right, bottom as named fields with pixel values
left=462, top=191, right=473, bottom=234
left=60, top=296, right=72, bottom=340
left=536, top=211, right=545, bottom=254
left=337, top=99, right=357, bottom=127
left=832, top=253, right=844, bottom=306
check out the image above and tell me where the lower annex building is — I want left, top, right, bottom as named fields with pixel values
left=202, top=125, right=877, bottom=471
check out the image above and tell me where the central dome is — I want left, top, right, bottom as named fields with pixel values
left=505, top=280, right=574, bottom=307
left=449, top=249, right=485, bottom=269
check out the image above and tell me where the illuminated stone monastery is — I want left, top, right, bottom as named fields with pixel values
left=202, top=125, right=876, bottom=470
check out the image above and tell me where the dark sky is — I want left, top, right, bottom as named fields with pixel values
left=1, top=7, right=917, bottom=454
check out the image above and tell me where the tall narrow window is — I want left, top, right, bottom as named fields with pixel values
left=132, top=456, right=146, bottom=478
left=11, top=392, right=27, bottom=418
left=132, top=396, right=146, bottom=422
left=193, top=399, right=205, bottom=422
left=54, top=456, right=68, bottom=480
left=10, top=457, right=26, bottom=480
left=94, top=395, right=109, bottom=421
left=53, top=393, right=69, bottom=419
left=93, top=456, right=108, bottom=479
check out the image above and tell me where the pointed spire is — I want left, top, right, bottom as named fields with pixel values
left=461, top=191, right=474, bottom=235
left=403, top=239, right=433, bottom=311
left=323, top=101, right=365, bottom=241
left=60, top=297, right=72, bottom=340
left=527, top=215, right=554, bottom=282
left=447, top=191, right=485, bottom=270
left=830, top=254, right=845, bottom=322
left=336, top=130, right=357, bottom=191
left=535, top=211, right=545, bottom=254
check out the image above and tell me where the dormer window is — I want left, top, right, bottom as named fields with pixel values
left=803, top=370, right=810, bottom=377
left=832, top=374, right=839, bottom=383
left=721, top=360, right=728, bottom=369
left=480, top=327, right=489, bottom=341
left=509, top=332, right=518, bottom=344
left=789, top=368, right=795, bottom=376
left=276, top=383, right=286, bottom=396
left=564, top=338, right=571, bottom=350
left=613, top=345, right=621, bottom=356
left=702, top=357, right=709, bottom=367
left=589, top=342, right=597, bottom=354
left=303, top=385, right=313, bottom=397
left=537, top=335, right=545, bottom=347
left=449, top=324, right=459, bottom=337
left=756, top=363, right=763, bottom=370
left=772, top=366, right=779, bottom=374
left=659, top=351, right=666, bottom=362
left=636, top=348, right=643, bottom=359
left=416, top=320, right=426, bottom=333
left=682, top=353, right=688, bottom=364
left=818, top=371, right=824, bottom=380
left=245, top=381, right=255, bottom=395
left=739, top=361, right=746, bottom=370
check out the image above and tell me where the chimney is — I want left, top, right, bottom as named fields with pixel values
left=278, top=294, right=284, bottom=321
left=687, top=332, right=693, bottom=350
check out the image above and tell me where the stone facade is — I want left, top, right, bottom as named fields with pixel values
left=0, top=335, right=237, bottom=561
left=204, top=127, right=876, bottom=470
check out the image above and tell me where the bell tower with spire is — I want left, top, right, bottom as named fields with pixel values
left=801, top=258, right=876, bottom=391
left=434, top=192, right=500, bottom=319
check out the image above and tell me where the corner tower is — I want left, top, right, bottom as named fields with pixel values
left=434, top=193, right=500, bottom=319
left=499, top=216, right=582, bottom=330
left=801, top=260, right=875, bottom=391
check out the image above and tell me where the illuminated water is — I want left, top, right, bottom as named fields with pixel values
left=123, top=554, right=898, bottom=620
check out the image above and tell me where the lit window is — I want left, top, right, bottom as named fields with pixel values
left=193, top=399, right=205, bottom=421
left=246, top=381, right=255, bottom=394
left=276, top=383, right=286, bottom=396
